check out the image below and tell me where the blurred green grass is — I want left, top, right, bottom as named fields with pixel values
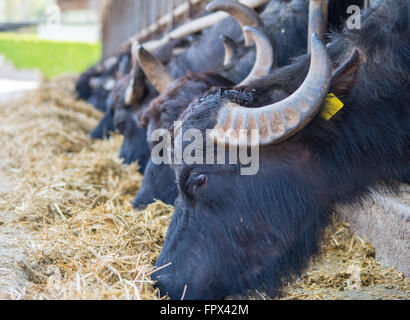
left=0, top=33, right=101, bottom=78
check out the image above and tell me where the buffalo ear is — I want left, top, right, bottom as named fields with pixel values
left=330, top=49, right=361, bottom=96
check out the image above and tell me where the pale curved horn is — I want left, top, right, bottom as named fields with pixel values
left=210, top=34, right=331, bottom=148
left=238, top=26, right=274, bottom=87
left=206, top=0, right=264, bottom=46
left=124, top=41, right=140, bottom=105
left=219, top=35, right=238, bottom=67
left=135, top=44, right=175, bottom=94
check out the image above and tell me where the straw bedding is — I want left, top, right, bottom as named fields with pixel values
left=0, top=77, right=408, bottom=300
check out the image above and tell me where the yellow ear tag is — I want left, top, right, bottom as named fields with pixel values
left=320, top=93, right=344, bottom=121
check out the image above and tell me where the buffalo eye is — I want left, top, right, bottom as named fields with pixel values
left=185, top=174, right=208, bottom=198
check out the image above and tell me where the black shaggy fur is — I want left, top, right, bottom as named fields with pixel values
left=152, top=0, right=410, bottom=299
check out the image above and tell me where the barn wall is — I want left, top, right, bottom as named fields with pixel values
left=102, top=0, right=208, bottom=58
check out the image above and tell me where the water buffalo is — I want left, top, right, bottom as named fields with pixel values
left=152, top=0, right=410, bottom=299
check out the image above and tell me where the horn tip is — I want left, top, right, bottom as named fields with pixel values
left=242, top=25, right=258, bottom=39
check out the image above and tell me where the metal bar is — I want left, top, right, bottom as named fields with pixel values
left=104, top=0, right=269, bottom=58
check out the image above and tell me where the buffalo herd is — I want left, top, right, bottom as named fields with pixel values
left=75, top=0, right=409, bottom=299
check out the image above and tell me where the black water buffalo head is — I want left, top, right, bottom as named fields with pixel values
left=112, top=67, right=151, bottom=171
left=152, top=33, right=334, bottom=300
left=87, top=49, right=137, bottom=139
left=88, top=70, right=139, bottom=140
left=112, top=63, right=149, bottom=165
left=88, top=80, right=117, bottom=139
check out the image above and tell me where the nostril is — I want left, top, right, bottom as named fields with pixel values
left=150, top=271, right=160, bottom=282
left=151, top=271, right=185, bottom=300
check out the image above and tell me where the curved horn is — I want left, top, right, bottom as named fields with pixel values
left=135, top=44, right=175, bottom=94
left=238, top=26, right=274, bottom=87
left=220, top=35, right=238, bottom=67
left=124, top=41, right=141, bottom=105
left=206, top=0, right=264, bottom=46
left=210, top=34, right=331, bottom=148
left=308, top=0, right=329, bottom=52
left=124, top=78, right=134, bottom=106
